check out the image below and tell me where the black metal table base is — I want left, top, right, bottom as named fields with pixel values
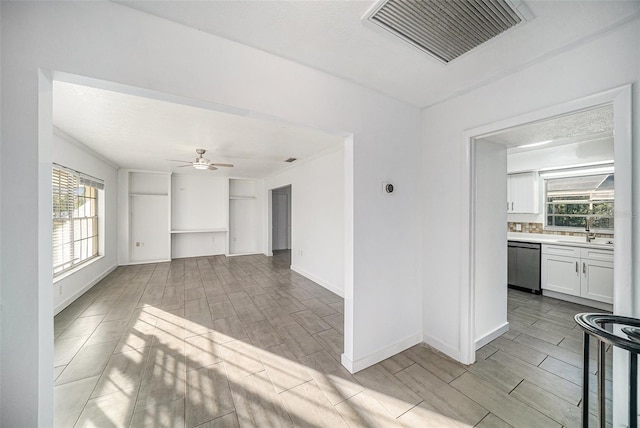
left=576, top=313, right=640, bottom=428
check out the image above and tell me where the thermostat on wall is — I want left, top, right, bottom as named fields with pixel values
left=383, top=182, right=394, bottom=194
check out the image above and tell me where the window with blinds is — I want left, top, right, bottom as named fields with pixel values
left=52, top=165, right=104, bottom=276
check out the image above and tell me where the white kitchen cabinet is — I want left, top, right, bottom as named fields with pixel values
left=507, top=172, right=539, bottom=214
left=541, top=244, right=613, bottom=304
left=541, top=253, right=581, bottom=296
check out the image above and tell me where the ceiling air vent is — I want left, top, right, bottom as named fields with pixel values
left=365, top=0, right=530, bottom=63
left=284, top=158, right=297, bottom=163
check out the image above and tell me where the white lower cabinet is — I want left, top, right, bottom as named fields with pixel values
left=541, top=244, right=613, bottom=304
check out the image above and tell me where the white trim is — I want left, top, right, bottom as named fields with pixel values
left=264, top=252, right=274, bottom=257
left=54, top=264, right=117, bottom=315
left=475, top=322, right=510, bottom=350
left=341, top=332, right=422, bottom=373
left=226, top=252, right=261, bottom=257
left=542, top=290, right=613, bottom=312
left=53, top=255, right=105, bottom=284
left=462, top=85, right=632, bottom=426
left=126, top=258, right=171, bottom=265
left=290, top=264, right=343, bottom=298
left=422, top=333, right=461, bottom=363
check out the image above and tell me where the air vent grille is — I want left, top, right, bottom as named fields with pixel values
left=368, top=0, right=524, bottom=63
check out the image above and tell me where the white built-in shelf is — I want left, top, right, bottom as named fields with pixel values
left=229, top=196, right=256, bottom=200
left=129, top=193, right=169, bottom=197
left=170, top=228, right=228, bottom=234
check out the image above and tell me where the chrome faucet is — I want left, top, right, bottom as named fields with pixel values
left=585, top=218, right=597, bottom=243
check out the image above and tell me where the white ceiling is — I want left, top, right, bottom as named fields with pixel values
left=53, top=81, right=344, bottom=177
left=116, top=0, right=640, bottom=108
left=478, top=104, right=613, bottom=151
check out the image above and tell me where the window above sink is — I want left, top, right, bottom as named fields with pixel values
left=541, top=164, right=614, bottom=232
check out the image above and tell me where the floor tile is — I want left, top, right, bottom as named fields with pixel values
left=451, top=372, right=561, bottom=428
left=313, top=328, right=343, bottom=360
left=186, top=363, right=235, bottom=427
left=395, top=363, right=488, bottom=425
left=75, top=386, right=138, bottom=428
left=353, top=364, right=421, bottom=418
left=229, top=371, right=292, bottom=428
left=185, top=333, right=224, bottom=371
left=397, top=401, right=472, bottom=428
left=280, top=380, right=348, bottom=427
left=510, top=380, right=581, bottom=428
left=220, top=340, right=264, bottom=382
left=194, top=412, right=240, bottom=428
left=277, top=323, right=324, bottom=359
left=92, top=347, right=149, bottom=398
left=403, top=344, right=466, bottom=383
left=299, top=350, right=363, bottom=405
left=129, top=398, right=185, bottom=428
left=334, top=391, right=403, bottom=428
left=54, top=375, right=99, bottom=428
left=255, top=343, right=312, bottom=393
left=55, top=340, right=119, bottom=386
left=54, top=335, right=89, bottom=367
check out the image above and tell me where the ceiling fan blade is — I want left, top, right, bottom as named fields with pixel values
left=207, top=165, right=218, bottom=171
left=177, top=164, right=193, bottom=168
left=167, top=159, right=192, bottom=163
left=211, top=163, right=234, bottom=168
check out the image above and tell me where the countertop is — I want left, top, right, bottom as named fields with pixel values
left=507, top=232, right=614, bottom=251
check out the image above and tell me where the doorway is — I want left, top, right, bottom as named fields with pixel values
left=463, top=85, right=632, bottom=425
left=271, top=185, right=292, bottom=252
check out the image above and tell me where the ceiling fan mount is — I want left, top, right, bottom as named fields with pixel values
left=170, top=149, right=234, bottom=171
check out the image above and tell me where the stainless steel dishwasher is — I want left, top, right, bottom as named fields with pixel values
left=508, top=241, right=541, bottom=293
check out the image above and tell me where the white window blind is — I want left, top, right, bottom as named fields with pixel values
left=52, top=164, right=104, bottom=276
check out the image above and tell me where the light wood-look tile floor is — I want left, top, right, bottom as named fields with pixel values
left=54, top=251, right=611, bottom=427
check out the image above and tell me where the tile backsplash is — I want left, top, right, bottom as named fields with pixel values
left=507, top=222, right=614, bottom=238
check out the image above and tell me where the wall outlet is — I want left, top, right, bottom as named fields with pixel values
left=58, top=285, right=63, bottom=296
left=515, top=223, right=522, bottom=231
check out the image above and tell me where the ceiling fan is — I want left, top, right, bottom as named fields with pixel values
left=170, top=149, right=234, bottom=171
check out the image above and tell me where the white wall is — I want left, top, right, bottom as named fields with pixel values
left=264, top=148, right=345, bottom=297
left=171, top=174, right=228, bottom=258
left=0, top=3, right=423, bottom=423
left=473, top=141, right=508, bottom=346
left=52, top=129, right=118, bottom=314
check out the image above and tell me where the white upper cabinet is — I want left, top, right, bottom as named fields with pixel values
left=507, top=172, right=539, bottom=214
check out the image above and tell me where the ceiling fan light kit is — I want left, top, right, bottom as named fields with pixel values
left=171, top=149, right=234, bottom=171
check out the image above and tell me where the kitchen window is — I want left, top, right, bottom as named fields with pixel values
left=543, top=167, right=614, bottom=232
left=53, top=165, right=104, bottom=276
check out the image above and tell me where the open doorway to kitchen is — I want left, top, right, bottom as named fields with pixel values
left=462, top=85, right=632, bottom=424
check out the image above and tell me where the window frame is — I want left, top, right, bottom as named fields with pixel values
left=52, top=164, right=104, bottom=277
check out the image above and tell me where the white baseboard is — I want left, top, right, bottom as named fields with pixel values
left=54, top=264, right=117, bottom=315
left=422, top=333, right=461, bottom=362
left=340, top=332, right=422, bottom=373
left=475, top=322, right=510, bottom=350
left=226, top=252, right=262, bottom=257
left=126, top=258, right=171, bottom=265
left=265, top=252, right=274, bottom=257
left=290, top=265, right=344, bottom=298
left=542, top=290, right=613, bottom=311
